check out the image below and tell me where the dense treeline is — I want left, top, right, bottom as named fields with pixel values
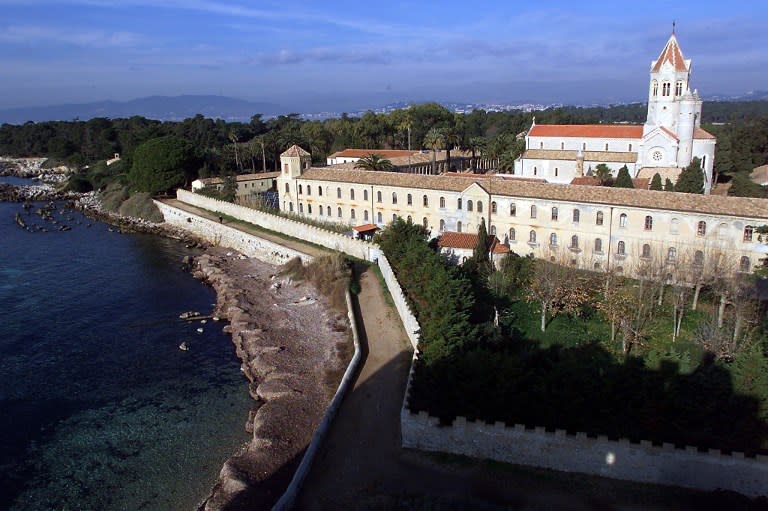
left=1, top=100, right=767, bottom=196
left=379, top=218, right=768, bottom=453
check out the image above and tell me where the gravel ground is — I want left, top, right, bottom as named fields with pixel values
left=192, top=248, right=350, bottom=511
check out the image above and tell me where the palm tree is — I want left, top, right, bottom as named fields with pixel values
left=443, top=128, right=460, bottom=172
left=498, top=150, right=517, bottom=173
left=423, top=128, right=444, bottom=175
left=467, top=136, right=486, bottom=170
left=355, top=154, right=394, bottom=172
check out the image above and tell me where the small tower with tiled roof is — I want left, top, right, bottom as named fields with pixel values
left=280, top=144, right=311, bottom=179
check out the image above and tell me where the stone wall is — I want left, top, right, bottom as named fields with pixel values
left=401, top=409, right=768, bottom=497
left=154, top=201, right=310, bottom=265
left=176, top=189, right=378, bottom=262
left=376, top=254, right=420, bottom=350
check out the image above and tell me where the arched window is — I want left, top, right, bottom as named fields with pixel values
left=694, top=250, right=704, bottom=266
left=477, top=201, right=483, bottom=213
left=662, top=82, right=671, bottom=96
left=377, top=212, right=382, bottom=223
left=667, top=247, right=677, bottom=262
left=617, top=241, right=625, bottom=255
left=439, top=219, right=445, bottom=231
left=675, top=81, right=683, bottom=96
left=596, top=211, right=604, bottom=226
left=338, top=207, right=342, bottom=218
left=718, top=222, right=728, bottom=239
left=560, top=142, right=564, bottom=150
left=319, top=206, right=323, bottom=216
left=350, top=209, right=355, bottom=219
left=289, top=202, right=293, bottom=212
left=306, top=185, right=312, bottom=195
left=364, top=210, right=369, bottom=221
left=440, top=196, right=446, bottom=208
left=642, top=244, right=651, bottom=258
left=422, top=217, right=428, bottom=228
left=350, top=189, right=355, bottom=200
left=697, top=221, right=707, bottom=236
left=594, top=262, right=602, bottom=270
left=644, top=215, right=653, bottom=231
left=392, top=214, right=397, bottom=222
left=573, top=209, right=580, bottom=223
left=509, top=228, right=516, bottom=241
left=407, top=193, right=413, bottom=205
left=467, top=200, right=473, bottom=212
left=457, top=221, right=462, bottom=233
left=298, top=184, right=303, bottom=194
left=423, top=195, right=429, bottom=207
left=285, top=183, right=290, bottom=193
left=652, top=80, right=658, bottom=96
left=407, top=215, right=412, bottom=223
left=299, top=203, right=304, bottom=213
left=363, top=189, right=368, bottom=201
left=619, top=213, right=628, bottom=228
left=570, top=235, right=579, bottom=249
left=392, top=192, right=397, bottom=204
left=539, top=142, right=543, bottom=149
left=671, top=218, right=680, bottom=234
left=457, top=198, right=462, bottom=210
left=377, top=191, right=382, bottom=203
left=582, top=142, right=586, bottom=150
left=605, top=143, right=609, bottom=151
left=529, top=230, right=537, bottom=243
left=491, top=201, right=497, bottom=213
left=326, top=206, right=331, bottom=216
left=740, top=256, right=751, bottom=272
left=510, top=203, right=517, bottom=216
left=628, top=143, right=632, bottom=152
left=490, top=225, right=496, bottom=236
left=551, top=207, right=558, bottom=221
left=337, top=187, right=341, bottom=198
left=549, top=233, right=558, bottom=246
left=744, top=225, right=754, bottom=242
left=554, top=167, right=558, bottom=177
left=594, top=238, right=603, bottom=253
left=533, top=166, right=538, bottom=176
left=530, top=205, right=537, bottom=218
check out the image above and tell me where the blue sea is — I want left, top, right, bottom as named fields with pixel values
left=0, top=178, right=251, bottom=510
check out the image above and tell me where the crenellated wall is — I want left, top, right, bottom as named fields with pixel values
left=175, top=189, right=379, bottom=262
left=154, top=200, right=311, bottom=265
left=401, top=402, right=768, bottom=497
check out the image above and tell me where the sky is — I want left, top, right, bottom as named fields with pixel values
left=0, top=0, right=766, bottom=112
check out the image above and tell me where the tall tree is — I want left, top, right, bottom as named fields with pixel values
left=423, top=127, right=445, bottom=175
left=594, top=163, right=613, bottom=186
left=649, top=172, right=663, bottom=190
left=614, top=165, right=634, bottom=188
left=128, top=136, right=197, bottom=194
left=473, top=218, right=489, bottom=264
left=675, top=156, right=705, bottom=194
left=664, top=178, right=675, bottom=191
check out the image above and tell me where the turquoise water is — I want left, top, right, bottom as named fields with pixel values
left=0, top=184, right=251, bottom=510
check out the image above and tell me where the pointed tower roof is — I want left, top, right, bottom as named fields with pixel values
left=651, top=33, right=690, bottom=72
left=281, top=144, right=310, bottom=157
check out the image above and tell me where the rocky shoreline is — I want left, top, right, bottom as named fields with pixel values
left=192, top=249, right=350, bottom=510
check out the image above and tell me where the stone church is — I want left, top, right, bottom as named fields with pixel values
left=515, top=31, right=717, bottom=193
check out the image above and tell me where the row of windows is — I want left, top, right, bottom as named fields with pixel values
left=285, top=189, right=757, bottom=241
left=652, top=80, right=684, bottom=97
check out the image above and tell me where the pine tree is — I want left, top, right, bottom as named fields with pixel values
left=664, top=178, right=675, bottom=192
left=614, top=165, right=634, bottom=188
left=650, top=173, right=663, bottom=190
left=675, top=157, right=705, bottom=194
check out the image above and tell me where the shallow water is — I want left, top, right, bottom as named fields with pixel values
left=0, top=194, right=250, bottom=510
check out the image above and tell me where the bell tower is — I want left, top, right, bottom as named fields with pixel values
left=644, top=27, right=694, bottom=135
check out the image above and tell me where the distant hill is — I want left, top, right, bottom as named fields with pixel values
left=0, top=95, right=283, bottom=124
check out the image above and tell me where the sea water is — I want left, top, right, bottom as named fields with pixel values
left=0, top=182, right=250, bottom=510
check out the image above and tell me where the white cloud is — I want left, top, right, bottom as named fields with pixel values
left=0, top=25, right=142, bottom=47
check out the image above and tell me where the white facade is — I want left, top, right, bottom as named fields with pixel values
left=516, top=33, right=716, bottom=193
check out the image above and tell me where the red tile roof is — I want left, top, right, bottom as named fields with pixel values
left=352, top=223, right=378, bottom=232
left=281, top=145, right=310, bottom=157
left=529, top=124, right=644, bottom=139
left=694, top=127, right=716, bottom=140
left=651, top=33, right=688, bottom=72
left=330, top=149, right=420, bottom=159
left=571, top=176, right=602, bottom=186
left=439, top=232, right=509, bottom=254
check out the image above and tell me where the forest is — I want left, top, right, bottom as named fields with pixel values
left=1, top=100, right=766, bottom=197
left=378, top=218, right=768, bottom=454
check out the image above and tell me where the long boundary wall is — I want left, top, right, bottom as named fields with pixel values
left=401, top=408, right=768, bottom=497
left=176, top=189, right=378, bottom=262
left=155, top=200, right=310, bottom=265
